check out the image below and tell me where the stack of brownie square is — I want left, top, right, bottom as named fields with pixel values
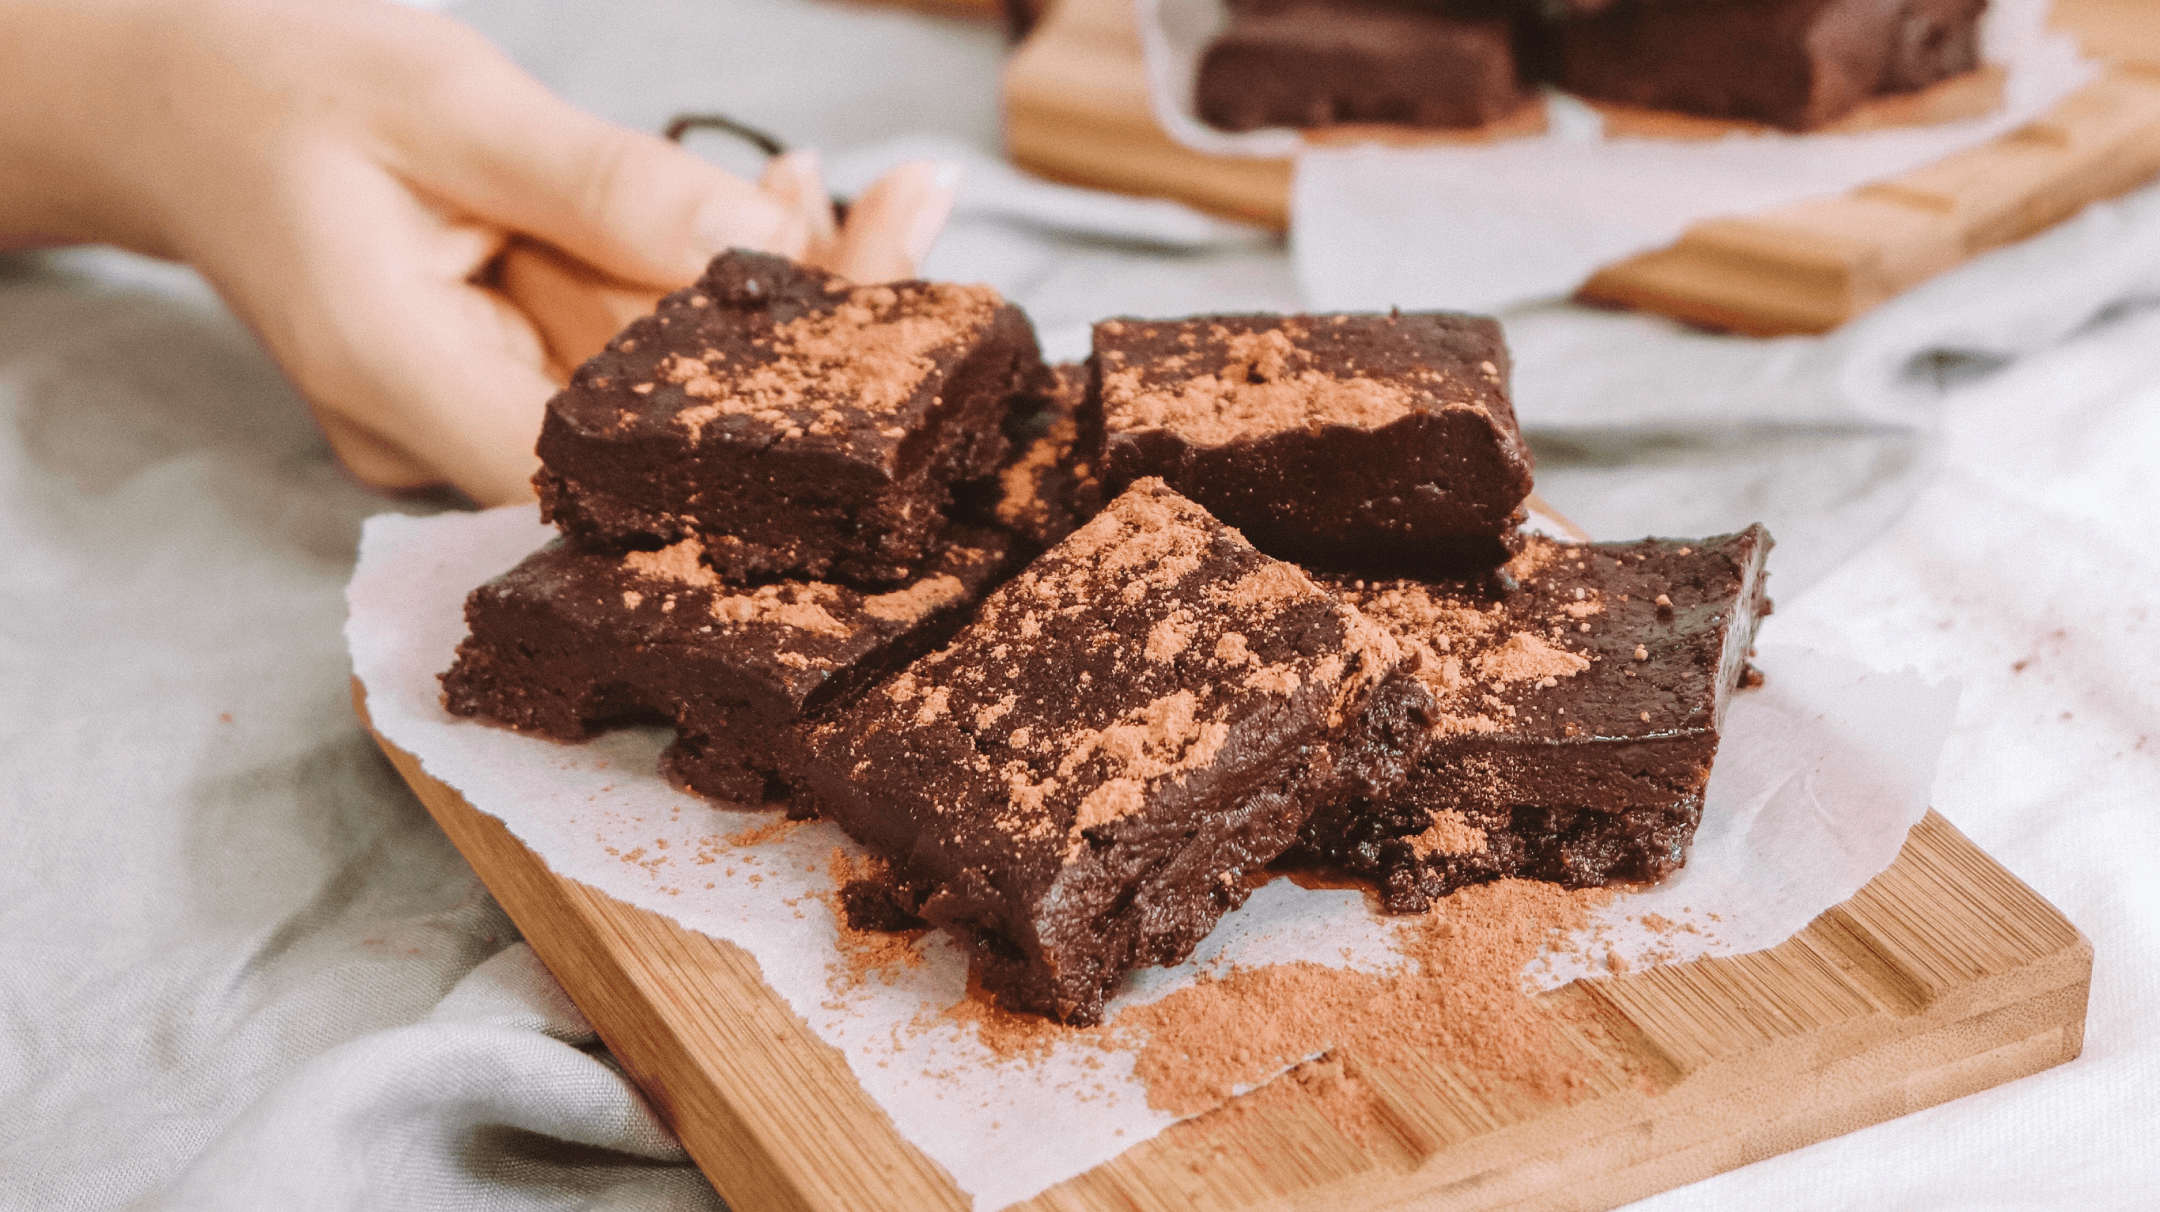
left=1196, top=0, right=1988, bottom=134
left=442, top=250, right=1073, bottom=803
left=442, top=251, right=1772, bottom=1025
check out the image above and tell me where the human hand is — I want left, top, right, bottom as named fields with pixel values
left=0, top=0, right=957, bottom=505
left=501, top=154, right=960, bottom=384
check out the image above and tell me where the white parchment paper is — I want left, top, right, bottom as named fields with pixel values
left=1133, top=0, right=2096, bottom=311
left=347, top=505, right=1956, bottom=1211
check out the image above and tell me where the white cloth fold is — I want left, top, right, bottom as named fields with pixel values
left=5, top=1, right=2158, bottom=1210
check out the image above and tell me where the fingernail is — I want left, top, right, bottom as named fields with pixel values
left=903, top=162, right=961, bottom=266
left=786, top=150, right=838, bottom=241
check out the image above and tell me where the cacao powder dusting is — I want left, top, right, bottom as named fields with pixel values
left=1111, top=879, right=1613, bottom=1133
left=821, top=849, right=930, bottom=992
left=943, top=967, right=1110, bottom=1062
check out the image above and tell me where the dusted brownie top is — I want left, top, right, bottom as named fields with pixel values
left=546, top=250, right=1007, bottom=471
left=817, top=478, right=1405, bottom=874
left=1093, top=312, right=1523, bottom=450
left=1324, top=527, right=1771, bottom=744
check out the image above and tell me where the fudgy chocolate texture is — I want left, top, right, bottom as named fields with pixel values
left=1296, top=527, right=1772, bottom=912
left=962, top=361, right=1106, bottom=552
left=1196, top=2, right=1531, bottom=132
left=1093, top=313, right=1534, bottom=576
left=799, top=480, right=1435, bottom=1024
left=1552, top=0, right=1985, bottom=130
left=438, top=527, right=1019, bottom=803
left=534, top=250, right=1047, bottom=584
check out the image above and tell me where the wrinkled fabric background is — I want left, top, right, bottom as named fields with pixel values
left=4, top=1, right=2158, bottom=1208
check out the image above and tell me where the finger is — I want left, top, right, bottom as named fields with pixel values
left=315, top=411, right=437, bottom=492
left=387, top=33, right=798, bottom=288
left=827, top=161, right=959, bottom=284
left=496, top=237, right=665, bottom=378
left=333, top=278, right=558, bottom=505
left=759, top=150, right=838, bottom=254
left=223, top=156, right=561, bottom=504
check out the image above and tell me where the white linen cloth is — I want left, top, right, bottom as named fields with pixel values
left=3, top=0, right=2157, bottom=1209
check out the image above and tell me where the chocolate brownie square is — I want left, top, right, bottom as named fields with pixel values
left=1197, top=1, right=1532, bottom=132
left=800, top=480, right=1435, bottom=1024
left=1552, top=0, right=1986, bottom=130
left=439, top=527, right=1020, bottom=803
left=534, top=250, right=1048, bottom=584
left=969, top=362, right=1105, bottom=551
left=1094, top=312, right=1534, bottom=576
left=1296, top=527, right=1771, bottom=912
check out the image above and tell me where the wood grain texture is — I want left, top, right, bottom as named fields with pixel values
left=1001, top=0, right=2160, bottom=335
left=1003, top=0, right=1294, bottom=228
left=1578, top=62, right=2160, bottom=335
left=358, top=677, right=2090, bottom=1212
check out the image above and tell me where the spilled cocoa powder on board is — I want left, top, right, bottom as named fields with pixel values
left=1108, top=879, right=1614, bottom=1137
left=878, top=872, right=1622, bottom=1146
left=939, top=968, right=1110, bottom=1064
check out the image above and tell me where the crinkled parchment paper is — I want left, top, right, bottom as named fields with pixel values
left=348, top=505, right=1955, bottom=1210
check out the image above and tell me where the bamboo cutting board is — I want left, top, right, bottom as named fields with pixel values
left=357, top=678, right=2091, bottom=1212
left=1002, top=0, right=2160, bottom=334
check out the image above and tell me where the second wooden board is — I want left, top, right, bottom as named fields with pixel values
left=1002, top=0, right=2160, bottom=334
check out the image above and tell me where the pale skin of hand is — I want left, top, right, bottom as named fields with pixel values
left=0, top=0, right=956, bottom=505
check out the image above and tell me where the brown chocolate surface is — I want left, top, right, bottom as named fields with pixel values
left=1094, top=313, right=1534, bottom=575
left=1196, top=2, right=1532, bottom=132
left=800, top=480, right=1434, bottom=1024
left=439, top=528, right=1019, bottom=803
left=535, top=250, right=1047, bottom=584
left=1296, top=526, right=1772, bottom=911
left=1552, top=0, right=1986, bottom=130
left=966, top=362, right=1106, bottom=552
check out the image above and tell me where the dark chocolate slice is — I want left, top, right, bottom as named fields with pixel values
left=439, top=527, right=1019, bottom=803
left=1094, top=312, right=1534, bottom=575
left=1551, top=0, right=1986, bottom=130
left=535, top=250, right=1047, bottom=584
left=800, top=480, right=1434, bottom=1024
left=1197, top=1, right=1532, bottom=132
left=1296, top=527, right=1772, bottom=912
left=963, top=361, right=1106, bottom=552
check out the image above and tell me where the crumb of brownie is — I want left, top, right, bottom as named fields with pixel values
left=942, top=968, right=1109, bottom=1062
left=823, top=849, right=931, bottom=992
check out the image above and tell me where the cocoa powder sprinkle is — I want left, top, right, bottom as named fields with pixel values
left=1112, top=880, right=1614, bottom=1125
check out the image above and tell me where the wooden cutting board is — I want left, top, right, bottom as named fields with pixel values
left=358, top=678, right=2091, bottom=1212
left=1002, top=0, right=2160, bottom=334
